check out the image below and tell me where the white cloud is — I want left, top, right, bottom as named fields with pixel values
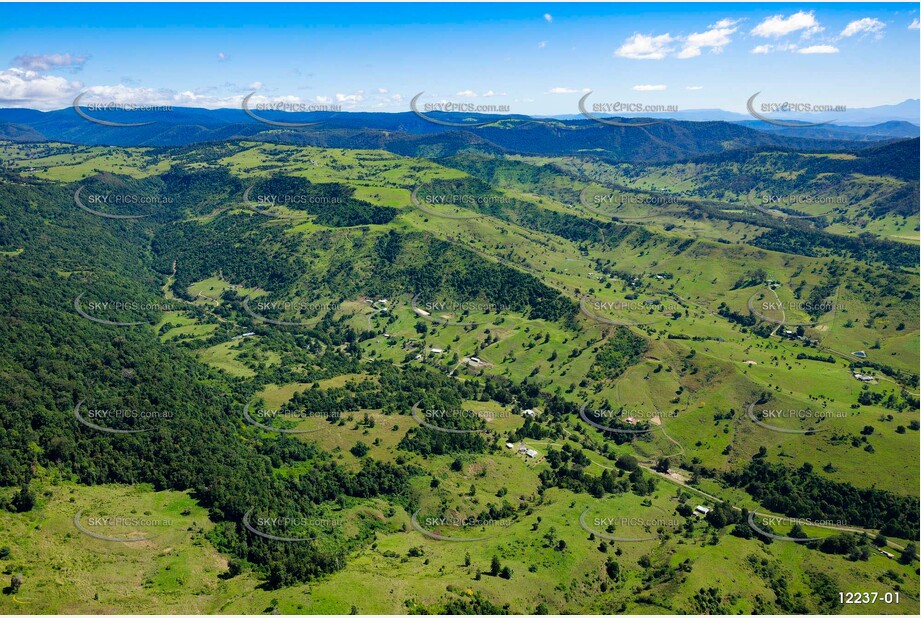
left=910, top=18, right=920, bottom=30
left=544, top=13, right=552, bottom=23
left=632, top=84, right=667, bottom=91
left=686, top=85, right=704, bottom=91
left=377, top=87, right=388, bottom=94
left=712, top=18, right=743, bottom=29
left=676, top=46, right=701, bottom=59
left=547, top=87, right=589, bottom=94
left=751, top=44, right=774, bottom=54
left=481, top=90, right=506, bottom=97
left=678, top=20, right=739, bottom=58
left=751, top=11, right=823, bottom=38
left=617, top=18, right=740, bottom=60
left=247, top=81, right=263, bottom=90
left=615, top=33, right=675, bottom=60
left=538, top=41, right=547, bottom=49
left=841, top=18, right=885, bottom=38
left=334, top=91, right=365, bottom=105
left=0, top=68, right=81, bottom=108
left=798, top=44, right=839, bottom=54
left=217, top=52, right=229, bottom=62
left=12, top=53, right=88, bottom=71
left=456, top=89, right=478, bottom=97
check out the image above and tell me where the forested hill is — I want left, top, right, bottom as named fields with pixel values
left=0, top=106, right=894, bottom=162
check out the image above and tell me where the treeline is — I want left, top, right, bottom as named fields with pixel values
left=723, top=459, right=919, bottom=538
left=753, top=227, right=917, bottom=270
left=0, top=178, right=420, bottom=587
left=250, top=174, right=397, bottom=226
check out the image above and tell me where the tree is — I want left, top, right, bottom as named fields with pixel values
left=490, top=555, right=501, bottom=576
left=899, top=542, right=917, bottom=565
left=9, top=574, right=23, bottom=594
left=10, top=483, right=35, bottom=513
left=605, top=557, right=620, bottom=581
left=350, top=441, right=370, bottom=457
left=655, top=457, right=670, bottom=473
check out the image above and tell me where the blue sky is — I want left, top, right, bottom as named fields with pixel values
left=0, top=2, right=918, bottom=114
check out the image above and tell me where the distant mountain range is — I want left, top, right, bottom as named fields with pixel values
left=1, top=101, right=918, bottom=163
left=550, top=99, right=920, bottom=126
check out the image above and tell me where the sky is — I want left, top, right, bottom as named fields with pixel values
left=0, top=2, right=919, bottom=115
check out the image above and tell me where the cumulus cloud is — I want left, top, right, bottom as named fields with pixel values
left=910, top=18, right=920, bottom=30
left=0, top=68, right=82, bottom=107
left=678, top=19, right=739, bottom=58
left=841, top=18, right=885, bottom=38
left=751, top=11, right=823, bottom=38
left=538, top=41, right=547, bottom=49
left=334, top=91, right=365, bottom=105
left=217, top=52, right=229, bottom=62
left=11, top=53, right=88, bottom=71
left=547, top=87, right=589, bottom=94
left=686, top=85, right=704, bottom=90
left=614, top=33, right=676, bottom=60
left=456, top=89, right=478, bottom=97
left=632, top=84, right=667, bottom=91
left=544, top=13, right=552, bottom=23
left=798, top=45, right=839, bottom=54
left=617, top=18, right=741, bottom=60
left=751, top=44, right=774, bottom=54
